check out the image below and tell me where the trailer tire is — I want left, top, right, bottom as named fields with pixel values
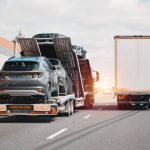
left=84, top=95, right=94, bottom=109
left=66, top=101, right=71, bottom=117
left=148, top=103, right=150, bottom=109
left=117, top=103, right=127, bottom=110
left=144, top=104, right=149, bottom=110
left=70, top=100, right=74, bottom=115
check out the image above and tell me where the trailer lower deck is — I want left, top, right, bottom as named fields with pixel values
left=0, top=94, right=76, bottom=116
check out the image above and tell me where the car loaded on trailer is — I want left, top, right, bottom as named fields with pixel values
left=48, top=58, right=72, bottom=95
left=0, top=57, right=59, bottom=102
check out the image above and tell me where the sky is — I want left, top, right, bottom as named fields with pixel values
left=0, top=0, right=150, bottom=88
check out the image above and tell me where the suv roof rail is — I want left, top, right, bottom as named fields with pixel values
left=8, top=56, right=15, bottom=60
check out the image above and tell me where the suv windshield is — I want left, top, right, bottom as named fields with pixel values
left=3, top=61, right=39, bottom=71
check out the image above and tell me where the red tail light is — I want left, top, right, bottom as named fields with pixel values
left=36, top=89, right=44, bottom=93
left=32, top=74, right=37, bottom=78
left=38, top=73, right=43, bottom=78
left=0, top=74, right=6, bottom=79
left=51, top=107, right=57, bottom=114
left=0, top=89, right=4, bottom=93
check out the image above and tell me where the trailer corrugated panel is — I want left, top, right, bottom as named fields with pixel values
left=115, top=36, right=150, bottom=94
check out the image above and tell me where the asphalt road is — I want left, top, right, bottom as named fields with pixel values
left=0, top=95, right=150, bottom=150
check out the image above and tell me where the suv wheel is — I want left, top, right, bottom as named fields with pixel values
left=52, top=82, right=59, bottom=97
left=45, top=84, right=51, bottom=100
left=59, top=78, right=72, bottom=95
left=67, top=78, right=73, bottom=94
left=59, top=79, right=67, bottom=96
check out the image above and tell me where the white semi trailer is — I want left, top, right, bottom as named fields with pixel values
left=114, top=36, right=150, bottom=109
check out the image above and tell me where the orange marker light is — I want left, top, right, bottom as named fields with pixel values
left=51, top=107, right=57, bottom=114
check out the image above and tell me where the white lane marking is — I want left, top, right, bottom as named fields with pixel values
left=38, top=140, right=44, bottom=144
left=83, top=114, right=92, bottom=119
left=46, top=128, right=68, bottom=140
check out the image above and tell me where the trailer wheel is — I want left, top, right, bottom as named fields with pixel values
left=70, top=100, right=74, bottom=115
left=144, top=104, right=149, bottom=110
left=84, top=95, right=94, bottom=109
left=66, top=101, right=71, bottom=117
left=117, top=103, right=127, bottom=110
left=148, top=103, right=150, bottom=109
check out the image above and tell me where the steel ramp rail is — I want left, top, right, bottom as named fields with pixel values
left=53, top=37, right=85, bottom=98
left=18, top=38, right=41, bottom=56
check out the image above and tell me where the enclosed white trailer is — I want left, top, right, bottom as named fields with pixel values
left=114, top=36, right=150, bottom=109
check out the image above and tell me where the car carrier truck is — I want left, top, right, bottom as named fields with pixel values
left=0, top=33, right=98, bottom=116
left=114, top=35, right=150, bottom=109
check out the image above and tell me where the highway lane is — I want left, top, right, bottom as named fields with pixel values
left=0, top=95, right=150, bottom=150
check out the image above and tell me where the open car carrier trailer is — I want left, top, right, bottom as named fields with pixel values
left=0, top=94, right=75, bottom=116
left=0, top=33, right=97, bottom=116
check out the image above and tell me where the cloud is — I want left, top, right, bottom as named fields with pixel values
left=0, top=0, right=150, bottom=85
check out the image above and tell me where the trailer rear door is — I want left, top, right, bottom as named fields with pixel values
left=115, top=36, right=150, bottom=93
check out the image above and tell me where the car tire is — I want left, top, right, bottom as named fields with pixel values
left=66, top=78, right=73, bottom=94
left=117, top=103, right=127, bottom=110
left=59, top=79, right=67, bottom=96
left=66, top=101, right=71, bottom=117
left=144, top=104, right=148, bottom=110
left=70, top=100, right=74, bottom=115
left=84, top=95, right=94, bottom=109
left=53, top=89, right=59, bottom=97
left=52, top=81, right=59, bottom=97
left=45, top=84, right=51, bottom=100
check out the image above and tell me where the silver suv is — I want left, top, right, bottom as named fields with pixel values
left=0, top=57, right=59, bottom=104
left=48, top=58, right=72, bottom=95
